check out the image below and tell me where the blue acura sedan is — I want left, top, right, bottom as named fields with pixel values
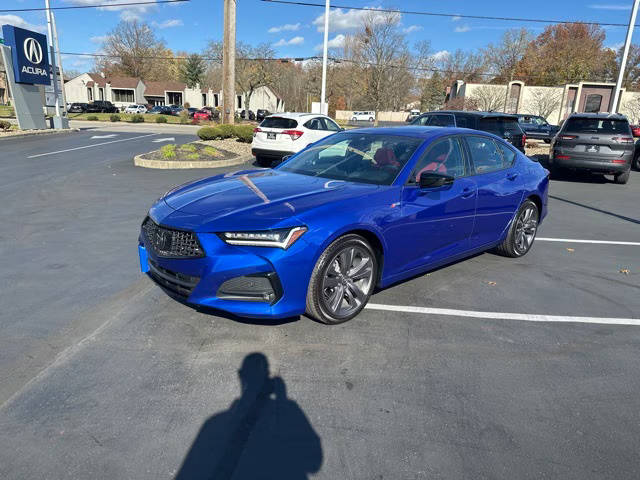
left=138, top=127, right=549, bottom=324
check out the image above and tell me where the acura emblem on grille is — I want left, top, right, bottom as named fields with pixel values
left=155, top=230, right=171, bottom=250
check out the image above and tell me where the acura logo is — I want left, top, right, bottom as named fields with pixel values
left=23, top=38, right=43, bottom=65
left=155, top=230, right=171, bottom=251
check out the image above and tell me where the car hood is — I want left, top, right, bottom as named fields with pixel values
left=159, top=168, right=380, bottom=231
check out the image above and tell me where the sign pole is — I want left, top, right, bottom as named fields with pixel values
left=612, top=0, right=640, bottom=113
left=44, top=0, right=62, bottom=124
left=51, top=11, right=68, bottom=116
left=320, top=0, right=330, bottom=115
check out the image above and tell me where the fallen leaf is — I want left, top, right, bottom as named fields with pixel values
left=566, top=248, right=575, bottom=252
left=485, top=281, right=497, bottom=286
left=619, top=268, right=630, bottom=275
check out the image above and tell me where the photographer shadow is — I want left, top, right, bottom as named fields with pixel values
left=175, top=353, right=322, bottom=480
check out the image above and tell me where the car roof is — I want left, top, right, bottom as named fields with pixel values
left=343, top=125, right=496, bottom=140
left=267, top=112, right=324, bottom=119
left=567, top=112, right=628, bottom=120
left=424, top=110, right=518, bottom=119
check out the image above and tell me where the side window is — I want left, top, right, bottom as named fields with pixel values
left=455, top=116, right=471, bottom=129
left=414, top=115, right=430, bottom=126
left=495, top=141, right=517, bottom=168
left=429, top=114, right=455, bottom=127
left=465, top=136, right=505, bottom=174
left=321, top=118, right=340, bottom=131
left=408, top=137, right=466, bottom=184
left=305, top=118, right=323, bottom=130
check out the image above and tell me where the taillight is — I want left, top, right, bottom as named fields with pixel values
left=612, top=159, right=627, bottom=163
left=282, top=129, right=304, bottom=140
left=560, top=135, right=578, bottom=140
left=522, top=133, right=527, bottom=146
left=253, top=127, right=261, bottom=138
left=555, top=155, right=570, bottom=160
left=612, top=137, right=634, bottom=143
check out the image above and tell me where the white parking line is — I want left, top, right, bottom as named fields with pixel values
left=537, top=237, right=640, bottom=246
left=365, top=303, right=640, bottom=326
left=27, top=133, right=159, bottom=158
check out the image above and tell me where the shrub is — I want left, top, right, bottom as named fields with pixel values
left=217, top=124, right=235, bottom=139
left=110, top=114, right=120, bottom=122
left=155, top=115, right=167, bottom=123
left=130, top=114, right=144, bottom=123
left=179, top=110, right=190, bottom=124
left=186, top=153, right=199, bottom=160
left=0, top=119, right=12, bottom=131
left=179, top=143, right=197, bottom=153
left=87, top=115, right=99, bottom=121
left=197, top=126, right=222, bottom=141
left=233, top=124, right=255, bottom=143
left=202, top=146, right=219, bottom=157
left=160, top=144, right=176, bottom=159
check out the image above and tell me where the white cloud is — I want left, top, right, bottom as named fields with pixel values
left=90, top=35, right=109, bottom=44
left=403, top=25, right=422, bottom=34
left=314, top=34, right=345, bottom=51
left=0, top=14, right=46, bottom=33
left=268, top=23, right=301, bottom=33
left=589, top=4, right=630, bottom=9
left=454, top=25, right=471, bottom=33
left=152, top=19, right=183, bottom=28
left=64, top=0, right=158, bottom=21
left=451, top=15, right=462, bottom=21
left=607, top=41, right=624, bottom=51
left=312, top=7, right=400, bottom=32
left=431, top=50, right=450, bottom=61
left=273, top=36, right=305, bottom=47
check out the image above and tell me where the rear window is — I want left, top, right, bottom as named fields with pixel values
left=479, top=117, right=522, bottom=135
left=260, top=117, right=298, bottom=129
left=563, top=117, right=630, bottom=134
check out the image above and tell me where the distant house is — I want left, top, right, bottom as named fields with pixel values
left=64, top=73, right=145, bottom=109
left=64, top=72, right=285, bottom=112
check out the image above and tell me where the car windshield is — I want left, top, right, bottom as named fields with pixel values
left=261, top=117, right=298, bottom=129
left=563, top=117, right=630, bottom=134
left=278, top=132, right=423, bottom=186
left=479, top=117, right=521, bottom=135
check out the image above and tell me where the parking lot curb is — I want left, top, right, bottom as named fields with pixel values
left=0, top=128, right=80, bottom=140
left=133, top=152, right=249, bottom=169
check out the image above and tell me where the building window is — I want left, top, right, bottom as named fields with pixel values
left=202, top=93, right=207, bottom=106
left=584, top=94, right=602, bottom=113
left=237, top=95, right=243, bottom=109
left=166, top=92, right=182, bottom=105
left=87, top=87, right=93, bottom=101
left=0, top=88, right=5, bottom=104
left=213, top=93, right=219, bottom=107
left=98, top=87, right=104, bottom=100
left=112, top=89, right=134, bottom=103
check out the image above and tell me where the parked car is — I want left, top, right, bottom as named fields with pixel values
left=241, top=109, right=256, bottom=121
left=124, top=104, right=148, bottom=114
left=85, top=101, right=118, bottom=113
left=351, top=111, right=376, bottom=122
left=147, top=106, right=173, bottom=115
left=68, top=102, right=88, bottom=113
left=251, top=112, right=343, bottom=166
left=256, top=109, right=271, bottom=121
left=187, top=107, right=198, bottom=118
left=139, top=126, right=549, bottom=324
left=406, top=109, right=421, bottom=122
left=549, top=113, right=633, bottom=184
left=515, top=114, right=559, bottom=143
left=193, top=109, right=215, bottom=121
left=631, top=125, right=640, bottom=171
left=169, top=105, right=184, bottom=116
left=411, top=111, right=527, bottom=153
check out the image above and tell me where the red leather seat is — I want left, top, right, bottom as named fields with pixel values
left=415, top=153, right=447, bottom=182
left=374, top=147, right=400, bottom=167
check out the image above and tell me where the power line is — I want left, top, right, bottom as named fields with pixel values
left=0, top=0, right=188, bottom=13
left=260, top=0, right=639, bottom=28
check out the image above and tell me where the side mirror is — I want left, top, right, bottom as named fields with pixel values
left=419, top=172, right=455, bottom=189
left=281, top=155, right=291, bottom=163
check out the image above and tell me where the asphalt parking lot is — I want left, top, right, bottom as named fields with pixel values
left=0, top=126, right=639, bottom=479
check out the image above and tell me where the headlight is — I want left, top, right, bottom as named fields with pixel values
left=220, top=226, right=307, bottom=249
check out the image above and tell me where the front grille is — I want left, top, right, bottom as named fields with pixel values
left=142, top=217, right=204, bottom=258
left=148, top=259, right=199, bottom=298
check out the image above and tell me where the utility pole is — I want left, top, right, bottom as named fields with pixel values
left=222, top=0, right=236, bottom=124
left=320, top=0, right=330, bottom=115
left=612, top=0, right=640, bottom=113
left=45, top=0, right=63, bottom=127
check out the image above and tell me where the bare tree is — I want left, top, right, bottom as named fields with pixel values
left=483, top=28, right=532, bottom=82
left=469, top=85, right=507, bottom=111
left=525, top=87, right=563, bottom=119
left=620, top=95, right=640, bottom=124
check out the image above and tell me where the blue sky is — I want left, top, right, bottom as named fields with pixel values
left=1, top=0, right=638, bottom=73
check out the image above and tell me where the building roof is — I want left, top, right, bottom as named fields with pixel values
left=144, top=81, right=187, bottom=96
left=86, top=73, right=141, bottom=89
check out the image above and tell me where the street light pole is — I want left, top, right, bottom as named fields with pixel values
left=612, top=0, right=640, bottom=113
left=222, top=0, right=236, bottom=124
left=319, top=0, right=330, bottom=115
left=44, top=0, right=62, bottom=124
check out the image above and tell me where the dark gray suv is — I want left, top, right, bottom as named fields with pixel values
left=549, top=113, right=633, bottom=184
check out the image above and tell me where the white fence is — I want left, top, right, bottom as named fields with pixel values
left=335, top=110, right=409, bottom=122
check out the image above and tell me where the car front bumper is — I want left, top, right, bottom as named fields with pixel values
left=138, top=228, right=314, bottom=319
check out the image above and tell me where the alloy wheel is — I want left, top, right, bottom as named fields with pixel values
left=321, top=245, right=374, bottom=318
left=514, top=204, right=538, bottom=254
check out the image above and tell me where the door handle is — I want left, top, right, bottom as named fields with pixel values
left=506, top=172, right=519, bottom=181
left=461, top=187, right=475, bottom=198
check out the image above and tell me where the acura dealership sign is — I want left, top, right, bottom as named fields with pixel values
left=1, top=25, right=50, bottom=85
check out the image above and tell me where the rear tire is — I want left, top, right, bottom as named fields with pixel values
left=494, top=199, right=539, bottom=258
left=614, top=170, right=630, bottom=184
left=351, top=117, right=357, bottom=122
left=543, top=139, right=551, bottom=144
left=633, top=153, right=640, bottom=171
left=368, top=117, right=374, bottom=122
left=306, top=234, right=377, bottom=325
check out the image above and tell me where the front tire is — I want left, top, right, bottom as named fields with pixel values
left=306, top=234, right=377, bottom=324
left=494, top=199, right=539, bottom=258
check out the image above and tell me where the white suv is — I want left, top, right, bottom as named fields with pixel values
left=351, top=111, right=375, bottom=122
left=251, top=112, right=342, bottom=166
left=124, top=104, right=147, bottom=114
